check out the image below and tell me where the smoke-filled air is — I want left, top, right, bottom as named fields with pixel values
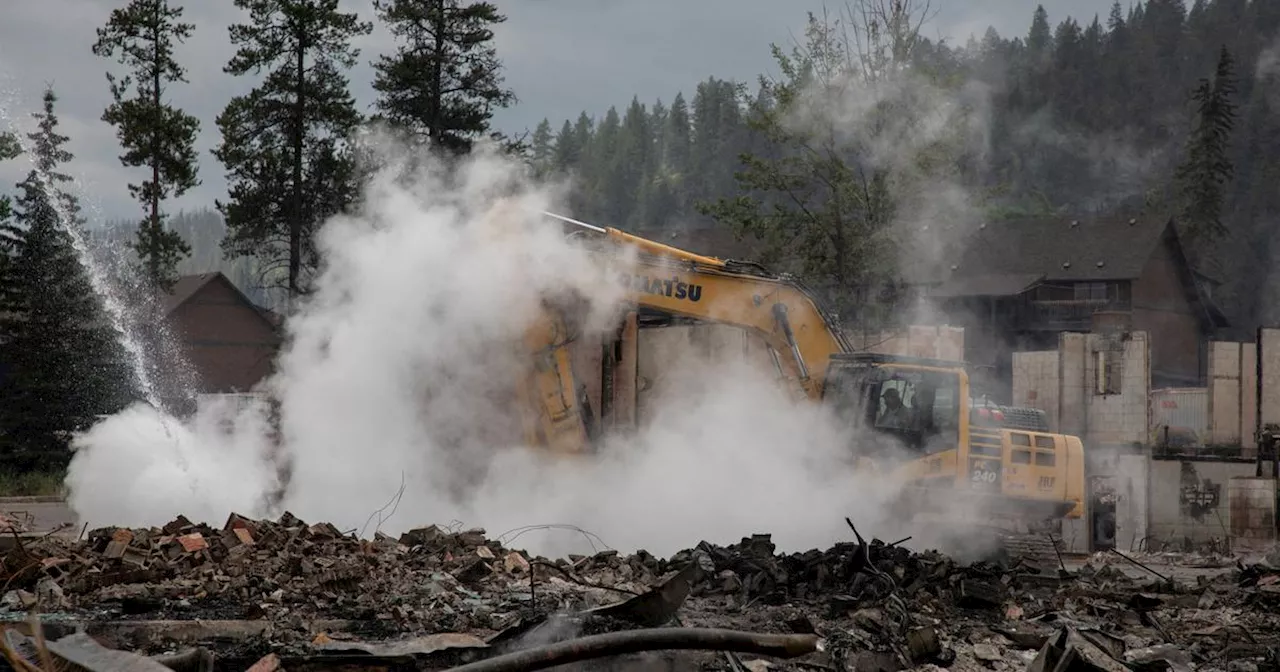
left=65, top=135, right=915, bottom=557
left=11, top=1, right=1280, bottom=665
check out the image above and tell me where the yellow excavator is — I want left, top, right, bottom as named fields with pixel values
left=518, top=212, right=1086, bottom=563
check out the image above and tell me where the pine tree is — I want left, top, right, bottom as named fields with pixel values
left=551, top=120, right=579, bottom=171
left=0, top=134, right=19, bottom=162
left=662, top=93, right=691, bottom=179
left=530, top=118, right=554, bottom=175
left=92, top=0, right=200, bottom=292
left=372, top=0, right=516, bottom=154
left=1176, top=45, right=1239, bottom=246
left=0, top=89, right=137, bottom=471
left=213, top=0, right=372, bottom=301
left=1028, top=6, right=1052, bottom=59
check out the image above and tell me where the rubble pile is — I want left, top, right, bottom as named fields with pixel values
left=1, top=512, right=1280, bottom=672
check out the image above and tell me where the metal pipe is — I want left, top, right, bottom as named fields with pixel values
left=446, top=628, right=822, bottom=672
left=541, top=210, right=606, bottom=234
left=773, top=303, right=810, bottom=383
left=540, top=211, right=726, bottom=267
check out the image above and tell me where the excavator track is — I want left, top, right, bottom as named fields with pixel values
left=898, top=515, right=1064, bottom=571
left=997, top=533, right=1065, bottom=571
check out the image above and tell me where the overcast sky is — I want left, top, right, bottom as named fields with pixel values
left=0, top=0, right=1116, bottom=222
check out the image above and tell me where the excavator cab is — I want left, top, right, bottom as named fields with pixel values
left=822, top=353, right=965, bottom=465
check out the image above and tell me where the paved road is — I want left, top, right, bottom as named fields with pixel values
left=0, top=499, right=78, bottom=535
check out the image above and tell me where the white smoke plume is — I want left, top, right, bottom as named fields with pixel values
left=66, top=135, right=909, bottom=557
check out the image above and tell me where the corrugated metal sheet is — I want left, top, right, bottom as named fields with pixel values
left=1150, top=387, right=1208, bottom=440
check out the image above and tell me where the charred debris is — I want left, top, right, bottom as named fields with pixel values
left=0, top=514, right=1276, bottom=672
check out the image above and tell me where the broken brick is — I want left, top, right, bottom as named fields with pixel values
left=504, top=551, right=530, bottom=574
left=177, top=533, right=208, bottom=553
left=247, top=653, right=281, bottom=672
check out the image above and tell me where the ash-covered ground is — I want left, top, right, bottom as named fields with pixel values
left=0, top=512, right=1277, bottom=672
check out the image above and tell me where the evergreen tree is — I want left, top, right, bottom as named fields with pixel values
left=697, top=14, right=897, bottom=322
left=0, top=89, right=137, bottom=471
left=0, top=134, right=19, bottom=162
left=551, top=120, right=579, bottom=171
left=530, top=118, right=554, bottom=175
left=532, top=1, right=1280, bottom=332
left=213, top=0, right=372, bottom=301
left=1028, top=6, right=1052, bottom=59
left=92, top=0, right=200, bottom=292
left=662, top=92, right=691, bottom=179
left=372, top=0, right=516, bottom=154
left=1176, top=44, right=1239, bottom=245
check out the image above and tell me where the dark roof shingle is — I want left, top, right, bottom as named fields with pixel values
left=915, top=213, right=1171, bottom=288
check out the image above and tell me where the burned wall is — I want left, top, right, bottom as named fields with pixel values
left=1010, top=331, right=1150, bottom=448
left=1147, top=458, right=1256, bottom=547
left=1228, top=476, right=1278, bottom=551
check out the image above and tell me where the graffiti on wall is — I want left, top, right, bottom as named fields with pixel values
left=1179, top=462, right=1222, bottom=521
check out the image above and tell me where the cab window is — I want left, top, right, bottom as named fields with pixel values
left=870, top=369, right=960, bottom=453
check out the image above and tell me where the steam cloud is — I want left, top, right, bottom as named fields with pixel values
left=66, top=135, right=909, bottom=557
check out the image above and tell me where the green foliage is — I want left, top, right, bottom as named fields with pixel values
left=1176, top=45, right=1239, bottom=247
left=0, top=134, right=20, bottom=162
left=0, top=469, right=66, bottom=497
left=697, top=14, right=900, bottom=323
left=530, top=118, right=554, bottom=176
left=0, top=89, right=138, bottom=471
left=93, top=0, right=200, bottom=292
left=213, top=0, right=372, bottom=300
left=372, top=0, right=515, bottom=154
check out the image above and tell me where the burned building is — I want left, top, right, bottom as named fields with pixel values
left=911, top=214, right=1226, bottom=392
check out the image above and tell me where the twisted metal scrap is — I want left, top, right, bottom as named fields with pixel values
left=445, top=627, right=823, bottom=672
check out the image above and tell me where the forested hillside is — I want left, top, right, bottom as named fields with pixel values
left=529, top=0, right=1280, bottom=334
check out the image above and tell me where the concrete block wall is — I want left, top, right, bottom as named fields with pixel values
left=1261, top=328, right=1280, bottom=434
left=849, top=325, right=965, bottom=361
left=1010, top=332, right=1149, bottom=448
left=1228, top=477, right=1278, bottom=551
left=1115, top=454, right=1150, bottom=553
left=1060, top=333, right=1089, bottom=439
left=1209, top=343, right=1243, bottom=446
left=1012, top=351, right=1060, bottom=431
left=1147, top=458, right=1255, bottom=547
left=1082, top=333, right=1150, bottom=450
left=1206, top=340, right=1259, bottom=453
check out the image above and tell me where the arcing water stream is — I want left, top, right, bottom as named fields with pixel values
left=0, top=88, right=192, bottom=431
left=0, top=98, right=165, bottom=409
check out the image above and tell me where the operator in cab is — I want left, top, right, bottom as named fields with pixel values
left=878, top=387, right=911, bottom=429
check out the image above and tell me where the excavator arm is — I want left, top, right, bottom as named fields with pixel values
left=517, top=213, right=852, bottom=453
